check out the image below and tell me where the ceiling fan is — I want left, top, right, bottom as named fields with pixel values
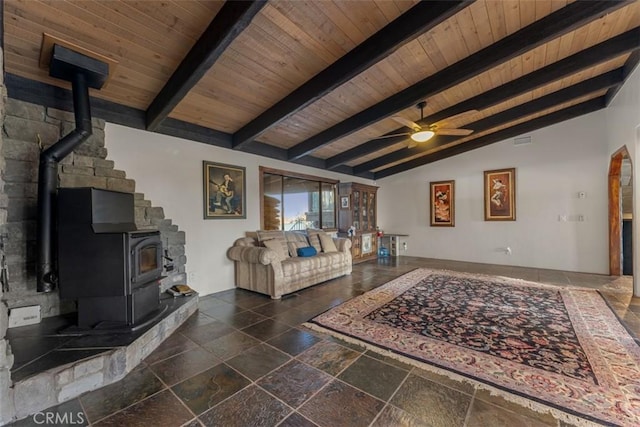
left=380, top=101, right=476, bottom=148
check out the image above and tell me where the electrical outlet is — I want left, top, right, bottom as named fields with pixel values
left=188, top=272, right=197, bottom=283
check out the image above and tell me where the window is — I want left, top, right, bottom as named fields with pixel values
left=260, top=167, right=338, bottom=231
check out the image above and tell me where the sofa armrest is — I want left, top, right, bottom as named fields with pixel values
left=227, top=246, right=280, bottom=265
left=334, top=237, right=352, bottom=253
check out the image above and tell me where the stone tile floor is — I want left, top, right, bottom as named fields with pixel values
left=10, top=257, right=638, bottom=426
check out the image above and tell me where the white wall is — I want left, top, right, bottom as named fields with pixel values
left=105, top=124, right=372, bottom=296
left=376, top=111, right=610, bottom=274
left=605, top=65, right=640, bottom=293
left=106, top=68, right=639, bottom=292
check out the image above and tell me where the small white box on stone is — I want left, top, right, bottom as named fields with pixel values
left=8, top=305, right=41, bottom=328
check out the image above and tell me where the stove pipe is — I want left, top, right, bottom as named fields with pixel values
left=36, top=44, right=109, bottom=292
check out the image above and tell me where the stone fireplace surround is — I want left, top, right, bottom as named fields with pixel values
left=0, top=71, right=192, bottom=422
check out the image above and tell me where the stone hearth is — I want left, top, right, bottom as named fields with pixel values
left=4, top=294, right=198, bottom=423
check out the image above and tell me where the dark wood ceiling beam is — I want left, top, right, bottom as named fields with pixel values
left=327, top=27, right=640, bottom=169
left=606, top=50, right=640, bottom=105
left=3, top=74, right=368, bottom=178
left=145, top=1, right=266, bottom=131
left=231, top=0, right=472, bottom=149
left=353, top=69, right=624, bottom=173
left=287, top=0, right=631, bottom=161
left=374, top=98, right=606, bottom=179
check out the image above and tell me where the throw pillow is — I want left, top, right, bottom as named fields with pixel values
left=287, top=241, right=308, bottom=258
left=256, top=230, right=288, bottom=259
left=305, top=229, right=323, bottom=253
left=318, top=233, right=338, bottom=253
left=263, top=238, right=288, bottom=260
left=284, top=231, right=309, bottom=244
left=297, top=246, right=317, bottom=257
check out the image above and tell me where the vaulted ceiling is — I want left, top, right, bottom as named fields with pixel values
left=3, top=0, right=639, bottom=179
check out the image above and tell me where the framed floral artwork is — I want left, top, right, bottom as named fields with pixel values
left=203, top=161, right=246, bottom=219
left=430, top=180, right=455, bottom=226
left=484, top=168, right=516, bottom=221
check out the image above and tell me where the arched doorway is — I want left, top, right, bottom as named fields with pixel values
left=609, top=146, right=632, bottom=276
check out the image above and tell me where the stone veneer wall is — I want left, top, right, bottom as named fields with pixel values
left=2, top=98, right=187, bottom=317
left=1, top=46, right=16, bottom=425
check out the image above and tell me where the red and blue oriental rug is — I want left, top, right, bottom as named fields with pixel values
left=305, top=269, right=640, bottom=426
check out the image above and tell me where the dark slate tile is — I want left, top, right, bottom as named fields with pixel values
left=299, top=380, right=385, bottom=427
left=202, top=331, right=260, bottom=360
left=179, top=319, right=235, bottom=346
left=370, top=405, right=431, bottom=427
left=8, top=336, right=71, bottom=369
left=199, top=300, right=246, bottom=320
left=241, top=319, right=291, bottom=341
left=150, top=347, right=219, bottom=386
left=267, top=328, right=322, bottom=356
left=182, top=419, right=204, bottom=427
left=272, top=308, right=314, bottom=327
left=338, top=355, right=408, bottom=401
left=412, top=367, right=476, bottom=395
left=390, top=374, right=472, bottom=427
left=93, top=390, right=192, bottom=427
left=297, top=340, right=360, bottom=376
left=278, top=412, right=319, bottom=427
left=473, top=389, right=559, bottom=426
left=172, top=363, right=250, bottom=415
left=325, top=335, right=368, bottom=352
left=212, top=289, right=272, bottom=309
left=11, top=349, right=107, bottom=382
left=466, top=398, right=557, bottom=427
left=144, top=331, right=198, bottom=365
left=177, top=312, right=218, bottom=334
left=199, top=385, right=290, bottom=427
left=257, top=360, right=331, bottom=408
left=364, top=349, right=413, bottom=371
left=224, top=310, right=267, bottom=329
left=80, top=366, right=165, bottom=423
left=226, top=344, right=290, bottom=380
left=9, top=399, right=87, bottom=426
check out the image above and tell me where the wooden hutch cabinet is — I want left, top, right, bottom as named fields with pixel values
left=338, top=182, right=378, bottom=263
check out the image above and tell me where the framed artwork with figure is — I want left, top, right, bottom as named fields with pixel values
left=430, top=180, right=455, bottom=226
left=484, top=168, right=516, bottom=221
left=203, top=161, right=246, bottom=219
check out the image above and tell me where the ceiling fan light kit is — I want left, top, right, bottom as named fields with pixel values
left=411, top=130, right=435, bottom=142
left=386, top=101, right=475, bottom=147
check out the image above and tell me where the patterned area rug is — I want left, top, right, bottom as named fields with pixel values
left=305, top=269, right=640, bottom=426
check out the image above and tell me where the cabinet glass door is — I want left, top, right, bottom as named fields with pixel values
left=353, top=190, right=360, bottom=230
left=362, top=191, right=369, bottom=230
left=369, top=192, right=376, bottom=229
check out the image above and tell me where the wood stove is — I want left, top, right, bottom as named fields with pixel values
left=57, top=188, right=163, bottom=328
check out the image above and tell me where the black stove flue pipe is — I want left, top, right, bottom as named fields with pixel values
left=36, top=44, right=109, bottom=292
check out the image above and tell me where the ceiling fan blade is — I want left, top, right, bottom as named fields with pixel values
left=391, top=116, right=421, bottom=131
left=372, top=132, right=410, bottom=140
left=435, top=128, right=474, bottom=136
left=407, top=140, right=419, bottom=149
left=431, top=109, right=479, bottom=129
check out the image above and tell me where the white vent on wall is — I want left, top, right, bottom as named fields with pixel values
left=514, top=136, right=532, bottom=146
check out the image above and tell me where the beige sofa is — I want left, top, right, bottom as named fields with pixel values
left=226, top=230, right=352, bottom=299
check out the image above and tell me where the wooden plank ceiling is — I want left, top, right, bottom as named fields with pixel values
left=3, top=0, right=640, bottom=179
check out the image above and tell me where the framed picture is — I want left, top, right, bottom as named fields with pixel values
left=484, top=168, right=516, bottom=221
left=340, top=195, right=350, bottom=209
left=430, top=180, right=455, bottom=226
left=203, top=161, right=246, bottom=219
